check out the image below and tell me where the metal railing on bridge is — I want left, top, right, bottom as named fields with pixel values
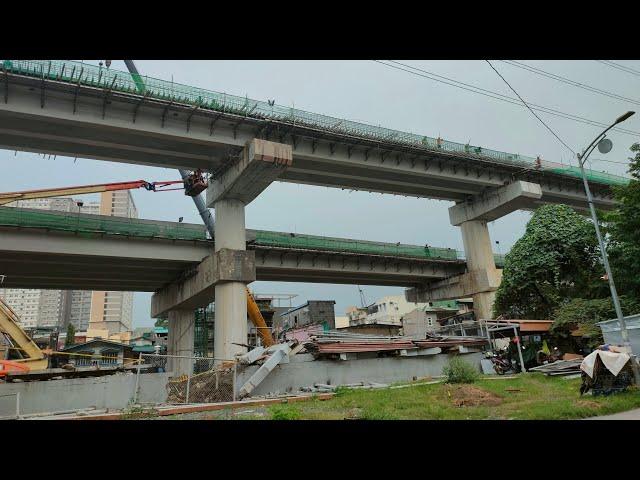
left=1, top=59, right=629, bottom=188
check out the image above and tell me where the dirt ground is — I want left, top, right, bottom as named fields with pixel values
left=447, top=384, right=503, bottom=407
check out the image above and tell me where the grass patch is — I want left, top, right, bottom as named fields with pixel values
left=443, top=357, right=479, bottom=384
left=241, top=373, right=640, bottom=420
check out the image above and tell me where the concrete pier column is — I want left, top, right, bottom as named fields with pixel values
left=213, top=198, right=248, bottom=361
left=460, top=220, right=498, bottom=321
left=167, top=309, right=195, bottom=377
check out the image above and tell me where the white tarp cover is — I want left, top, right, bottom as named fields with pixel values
left=580, top=350, right=631, bottom=378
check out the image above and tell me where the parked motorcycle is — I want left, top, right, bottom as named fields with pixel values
left=485, top=350, right=519, bottom=375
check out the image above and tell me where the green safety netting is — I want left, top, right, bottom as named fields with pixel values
left=0, top=207, right=208, bottom=241
left=0, top=207, right=505, bottom=266
left=1, top=59, right=629, bottom=188
left=252, top=230, right=505, bottom=266
left=548, top=166, right=629, bottom=186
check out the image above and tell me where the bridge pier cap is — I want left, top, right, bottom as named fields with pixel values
left=449, top=180, right=542, bottom=227
left=206, top=138, right=293, bottom=208
left=210, top=139, right=290, bottom=361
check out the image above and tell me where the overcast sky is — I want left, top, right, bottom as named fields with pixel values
left=2, top=60, right=639, bottom=328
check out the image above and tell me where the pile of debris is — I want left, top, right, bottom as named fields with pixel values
left=304, top=330, right=487, bottom=356
left=413, top=333, right=488, bottom=350
left=306, top=331, right=415, bottom=354
left=580, top=347, right=634, bottom=396
left=528, top=358, right=583, bottom=376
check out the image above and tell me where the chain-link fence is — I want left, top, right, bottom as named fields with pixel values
left=134, top=354, right=238, bottom=405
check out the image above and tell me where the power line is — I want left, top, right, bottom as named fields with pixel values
left=499, top=60, right=640, bottom=107
left=597, top=60, right=640, bottom=78
left=374, top=60, right=640, bottom=137
left=485, top=60, right=575, bottom=155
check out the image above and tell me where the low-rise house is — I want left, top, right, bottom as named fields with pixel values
left=279, top=301, right=336, bottom=331
left=61, top=339, right=135, bottom=368
left=402, top=303, right=460, bottom=339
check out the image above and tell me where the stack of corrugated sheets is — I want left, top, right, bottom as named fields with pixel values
left=413, top=333, right=488, bottom=349
left=307, top=331, right=416, bottom=354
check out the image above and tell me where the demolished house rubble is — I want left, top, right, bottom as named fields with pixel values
left=163, top=329, right=489, bottom=404
left=305, top=330, right=488, bottom=356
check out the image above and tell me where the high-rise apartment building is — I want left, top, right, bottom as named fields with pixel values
left=0, top=198, right=104, bottom=330
left=0, top=197, right=84, bottom=328
left=88, top=190, right=137, bottom=335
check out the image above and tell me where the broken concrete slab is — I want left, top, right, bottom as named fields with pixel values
left=236, top=346, right=265, bottom=365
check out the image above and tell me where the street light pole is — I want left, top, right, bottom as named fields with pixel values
left=576, top=110, right=640, bottom=386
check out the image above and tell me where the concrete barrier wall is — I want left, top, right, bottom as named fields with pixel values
left=237, top=352, right=484, bottom=397
left=0, top=372, right=169, bottom=417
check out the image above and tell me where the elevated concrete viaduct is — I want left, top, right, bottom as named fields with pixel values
left=0, top=60, right=628, bottom=360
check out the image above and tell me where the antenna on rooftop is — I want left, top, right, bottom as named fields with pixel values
left=357, top=285, right=367, bottom=308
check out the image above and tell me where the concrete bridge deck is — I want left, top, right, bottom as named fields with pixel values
left=0, top=207, right=503, bottom=292
left=0, top=60, right=623, bottom=211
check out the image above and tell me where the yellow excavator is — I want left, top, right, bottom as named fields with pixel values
left=0, top=298, right=49, bottom=375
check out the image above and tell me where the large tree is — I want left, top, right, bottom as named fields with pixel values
left=551, top=296, right=640, bottom=349
left=493, top=204, right=603, bottom=319
left=604, top=143, right=640, bottom=300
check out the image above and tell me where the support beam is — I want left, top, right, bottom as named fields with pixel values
left=206, top=138, right=292, bottom=207
left=406, top=269, right=503, bottom=304
left=150, top=249, right=255, bottom=317
left=214, top=198, right=248, bottom=362
left=407, top=220, right=502, bottom=320
left=449, top=181, right=542, bottom=226
left=167, top=310, right=195, bottom=377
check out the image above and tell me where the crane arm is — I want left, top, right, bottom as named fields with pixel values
left=246, top=288, right=275, bottom=347
left=0, top=298, right=48, bottom=371
left=0, top=180, right=184, bottom=206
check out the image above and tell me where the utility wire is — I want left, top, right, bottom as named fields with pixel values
left=597, top=60, right=640, bottom=78
left=375, top=60, right=640, bottom=137
left=499, top=60, right=640, bottom=106
left=485, top=60, right=575, bottom=155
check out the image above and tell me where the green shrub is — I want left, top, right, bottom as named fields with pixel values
left=443, top=357, right=479, bottom=384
